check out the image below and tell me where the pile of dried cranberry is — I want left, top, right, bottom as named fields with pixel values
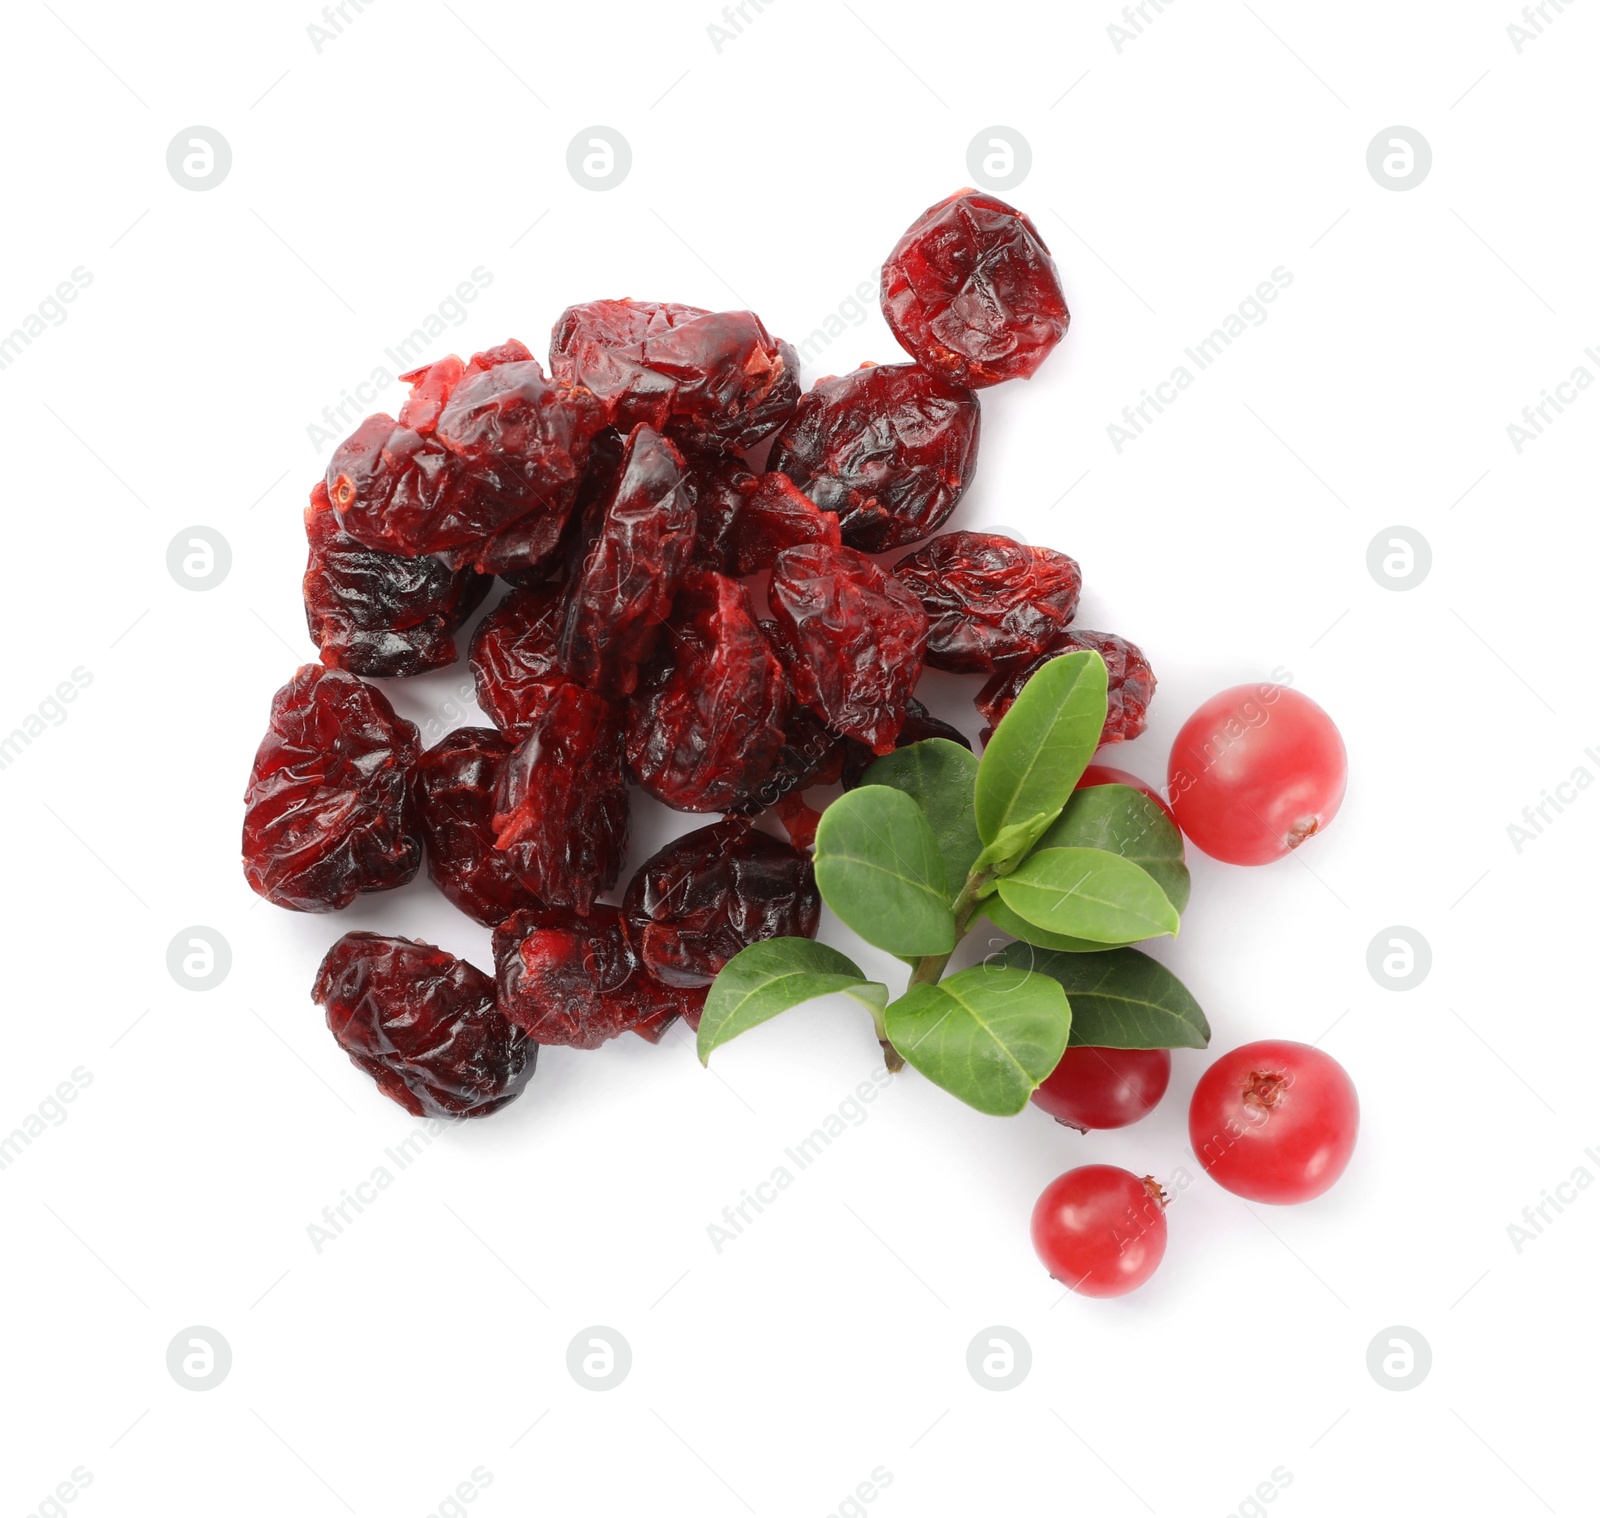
left=243, top=188, right=1158, bottom=1122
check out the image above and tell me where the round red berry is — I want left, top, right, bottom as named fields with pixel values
left=1031, top=1165, right=1167, bottom=1297
left=1167, top=685, right=1346, bottom=865
left=1031, top=1046, right=1172, bottom=1131
left=1188, top=1040, right=1358, bottom=1204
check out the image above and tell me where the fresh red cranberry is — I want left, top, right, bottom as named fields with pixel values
left=1076, top=764, right=1179, bottom=832
left=1168, top=685, right=1347, bottom=865
left=1189, top=1040, right=1358, bottom=1204
left=1031, top=1166, right=1167, bottom=1297
left=1031, top=1047, right=1172, bottom=1131
left=881, top=190, right=1069, bottom=388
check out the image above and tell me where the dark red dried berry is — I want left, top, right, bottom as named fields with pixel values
left=469, top=584, right=567, bottom=741
left=977, top=630, right=1156, bottom=746
left=767, top=544, right=929, bottom=755
left=684, top=448, right=758, bottom=573
left=773, top=793, right=825, bottom=852
left=492, top=680, right=629, bottom=913
left=840, top=697, right=973, bottom=790
left=623, top=820, right=820, bottom=988
left=881, top=190, right=1070, bottom=388
left=626, top=570, right=788, bottom=811
left=549, top=299, right=800, bottom=450
left=559, top=424, right=698, bottom=697
left=412, top=728, right=544, bottom=927
left=493, top=902, right=686, bottom=1049
left=327, top=348, right=600, bottom=559
left=723, top=470, right=843, bottom=575
left=242, top=665, right=422, bottom=912
left=727, top=667, right=847, bottom=820
left=314, top=932, right=535, bottom=1119
left=767, top=363, right=980, bottom=551
left=303, top=483, right=490, bottom=678
left=893, top=530, right=1082, bottom=673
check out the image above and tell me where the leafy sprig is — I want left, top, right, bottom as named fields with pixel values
left=697, top=651, right=1210, bottom=1115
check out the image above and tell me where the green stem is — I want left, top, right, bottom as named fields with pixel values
left=905, top=869, right=992, bottom=991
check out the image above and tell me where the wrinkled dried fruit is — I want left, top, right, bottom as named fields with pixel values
left=413, top=728, right=544, bottom=926
left=728, top=664, right=846, bottom=819
left=881, top=190, right=1070, bottom=388
left=559, top=424, right=697, bottom=697
left=626, top=570, right=788, bottom=811
left=840, top=697, right=972, bottom=789
left=303, top=483, right=489, bottom=677
left=893, top=530, right=1081, bottom=673
left=768, top=363, right=980, bottom=551
left=724, top=470, right=843, bottom=574
left=684, top=447, right=758, bottom=573
left=623, top=820, right=820, bottom=987
left=550, top=299, right=800, bottom=449
left=326, top=344, right=599, bottom=558
left=977, top=629, right=1155, bottom=745
left=492, top=680, right=629, bottom=912
left=313, top=931, right=535, bottom=1119
left=470, top=584, right=567, bottom=741
left=767, top=543, right=929, bottom=755
left=493, top=902, right=695, bottom=1048
left=242, top=665, right=422, bottom=912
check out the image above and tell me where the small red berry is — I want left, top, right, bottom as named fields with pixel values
left=1030, top=1165, right=1168, bottom=1297
left=1031, top=1046, right=1172, bottom=1131
left=1167, top=685, right=1346, bottom=865
left=1188, top=1040, right=1359, bottom=1204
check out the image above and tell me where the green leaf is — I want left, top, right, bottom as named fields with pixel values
left=997, top=943, right=1210, bottom=1049
left=971, top=812, right=1057, bottom=878
left=981, top=894, right=1133, bottom=952
left=1035, top=784, right=1190, bottom=914
left=813, top=786, right=956, bottom=956
left=884, top=964, right=1071, bottom=1115
left=698, top=939, right=888, bottom=1065
left=974, top=651, right=1108, bottom=847
left=861, top=739, right=983, bottom=898
left=997, top=847, right=1181, bottom=944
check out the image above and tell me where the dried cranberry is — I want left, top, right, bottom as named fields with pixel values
left=723, top=470, right=843, bottom=575
left=977, top=630, right=1156, bottom=746
left=893, top=530, right=1082, bottom=673
left=623, top=820, right=820, bottom=988
left=469, top=584, right=567, bottom=740
left=767, top=544, right=929, bottom=755
left=493, top=902, right=686, bottom=1048
left=626, top=570, right=788, bottom=811
left=881, top=190, right=1070, bottom=388
left=412, top=728, right=544, bottom=926
left=767, top=363, right=980, bottom=551
left=242, top=665, right=422, bottom=912
left=773, top=793, right=825, bottom=852
left=492, top=680, right=629, bottom=913
left=302, top=483, right=489, bottom=678
left=559, top=424, right=697, bottom=696
left=684, top=448, right=758, bottom=573
left=840, top=697, right=973, bottom=789
left=549, top=299, right=800, bottom=449
left=727, top=673, right=846, bottom=819
left=327, top=348, right=599, bottom=559
left=631, top=992, right=707, bottom=1044
left=314, top=932, right=535, bottom=1119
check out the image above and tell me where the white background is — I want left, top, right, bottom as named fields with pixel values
left=2, top=1, right=1596, bottom=1513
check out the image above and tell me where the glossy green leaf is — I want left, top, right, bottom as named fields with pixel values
left=1035, top=784, right=1190, bottom=913
left=997, top=943, right=1210, bottom=1049
left=813, top=786, right=956, bottom=956
left=980, top=894, right=1133, bottom=952
left=974, top=652, right=1107, bottom=846
left=698, top=939, right=888, bottom=1064
left=997, top=847, right=1181, bottom=944
left=884, top=964, right=1071, bottom=1115
left=861, top=739, right=984, bottom=898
